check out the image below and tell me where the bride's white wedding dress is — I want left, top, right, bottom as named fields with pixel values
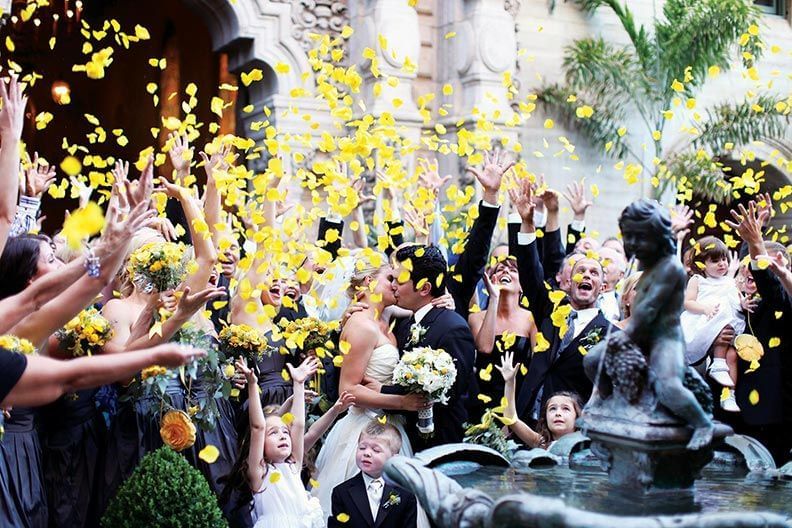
left=311, top=342, right=413, bottom=518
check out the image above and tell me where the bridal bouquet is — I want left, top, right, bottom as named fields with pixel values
left=0, top=334, right=36, bottom=355
left=219, top=323, right=269, bottom=361
left=392, top=346, right=457, bottom=435
left=56, top=307, right=114, bottom=357
left=127, top=241, right=191, bottom=293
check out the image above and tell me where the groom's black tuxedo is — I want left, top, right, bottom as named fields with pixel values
left=386, top=306, right=475, bottom=450
left=328, top=472, right=417, bottom=528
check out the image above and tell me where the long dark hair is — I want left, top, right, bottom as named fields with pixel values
left=535, top=391, right=583, bottom=448
left=0, top=234, right=52, bottom=300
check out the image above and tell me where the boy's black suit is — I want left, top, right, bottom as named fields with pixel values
left=328, top=472, right=417, bottom=528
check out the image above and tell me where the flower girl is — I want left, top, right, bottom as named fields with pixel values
left=237, top=355, right=324, bottom=528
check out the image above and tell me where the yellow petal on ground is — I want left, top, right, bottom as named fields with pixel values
left=198, top=445, right=220, bottom=464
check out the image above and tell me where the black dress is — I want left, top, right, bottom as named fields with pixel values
left=40, top=388, right=106, bottom=528
left=0, top=407, right=48, bottom=528
left=471, top=334, right=531, bottom=422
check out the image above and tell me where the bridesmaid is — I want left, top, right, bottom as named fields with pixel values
left=468, top=256, right=537, bottom=421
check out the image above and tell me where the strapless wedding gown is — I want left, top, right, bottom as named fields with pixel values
left=311, top=343, right=413, bottom=519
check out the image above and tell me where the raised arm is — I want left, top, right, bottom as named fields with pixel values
left=286, top=356, right=319, bottom=467
left=0, top=74, right=27, bottom=254
left=561, top=180, right=591, bottom=254
left=237, top=357, right=266, bottom=492
left=470, top=274, right=500, bottom=354
left=2, top=343, right=203, bottom=408
left=495, top=350, right=542, bottom=447
left=303, top=390, right=355, bottom=452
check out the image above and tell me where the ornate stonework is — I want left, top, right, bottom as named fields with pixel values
left=281, top=0, right=350, bottom=51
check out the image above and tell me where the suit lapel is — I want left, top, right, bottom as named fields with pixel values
left=348, top=473, right=375, bottom=526
left=554, top=312, right=607, bottom=362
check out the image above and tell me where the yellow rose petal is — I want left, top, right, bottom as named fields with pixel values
left=749, top=389, right=760, bottom=405
left=336, top=513, right=350, bottom=523
left=198, top=445, right=220, bottom=464
left=769, top=337, right=781, bottom=348
left=269, top=471, right=281, bottom=484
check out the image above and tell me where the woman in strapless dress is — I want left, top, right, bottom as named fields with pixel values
left=311, top=256, right=430, bottom=519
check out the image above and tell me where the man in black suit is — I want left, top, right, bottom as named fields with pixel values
left=508, top=178, right=613, bottom=427
left=727, top=202, right=792, bottom=465
left=328, top=421, right=417, bottom=528
left=370, top=244, right=476, bottom=450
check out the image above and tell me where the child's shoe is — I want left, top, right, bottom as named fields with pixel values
left=708, top=358, right=734, bottom=387
left=720, top=391, right=740, bottom=413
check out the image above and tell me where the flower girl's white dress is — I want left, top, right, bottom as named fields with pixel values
left=311, top=343, right=414, bottom=518
left=252, top=462, right=323, bottom=528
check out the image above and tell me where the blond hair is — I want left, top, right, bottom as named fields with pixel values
left=359, top=419, right=402, bottom=455
left=619, top=271, right=642, bottom=319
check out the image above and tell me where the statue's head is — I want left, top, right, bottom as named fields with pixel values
left=619, top=199, right=675, bottom=262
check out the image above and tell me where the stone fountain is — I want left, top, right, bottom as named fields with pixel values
left=385, top=200, right=792, bottom=527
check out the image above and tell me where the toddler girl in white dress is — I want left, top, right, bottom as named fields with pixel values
left=680, top=236, right=744, bottom=412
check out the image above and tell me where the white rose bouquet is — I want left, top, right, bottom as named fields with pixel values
left=392, top=346, right=457, bottom=435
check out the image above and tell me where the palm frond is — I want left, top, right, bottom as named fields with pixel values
left=562, top=38, right=653, bottom=108
left=662, top=151, right=732, bottom=203
left=656, top=0, right=763, bottom=94
left=573, top=0, right=655, bottom=73
left=536, top=83, right=630, bottom=159
left=692, top=95, right=791, bottom=151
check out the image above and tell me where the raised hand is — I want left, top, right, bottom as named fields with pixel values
left=562, top=180, right=592, bottom=221
left=755, top=192, right=773, bottom=226
left=494, top=350, right=519, bottom=382
left=199, top=144, right=236, bottom=178
left=125, top=155, right=155, bottom=208
left=95, top=200, right=157, bottom=261
left=149, top=216, right=178, bottom=242
left=174, top=285, right=226, bottom=318
left=482, top=272, right=501, bottom=303
left=351, top=176, right=376, bottom=206
left=287, top=356, right=321, bottom=384
left=0, top=73, right=28, bottom=140
left=402, top=202, right=428, bottom=238
left=70, top=177, right=94, bottom=209
left=234, top=356, right=258, bottom=385
left=507, top=176, right=536, bottom=228
left=725, top=201, right=768, bottom=246
left=21, top=153, right=56, bottom=198
left=465, top=148, right=515, bottom=202
left=670, top=203, right=694, bottom=244
left=333, top=390, right=356, bottom=412
left=154, top=344, right=206, bottom=368
left=417, top=158, right=451, bottom=196
left=739, top=292, right=759, bottom=314
left=168, top=132, right=193, bottom=176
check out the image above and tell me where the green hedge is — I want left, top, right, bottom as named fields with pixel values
left=102, top=446, right=227, bottom=528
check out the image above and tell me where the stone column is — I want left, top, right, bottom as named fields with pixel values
left=436, top=0, right=519, bottom=191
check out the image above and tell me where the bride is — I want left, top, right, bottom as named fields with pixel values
left=311, top=253, right=429, bottom=517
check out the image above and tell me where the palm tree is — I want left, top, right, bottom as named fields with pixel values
left=538, top=0, right=790, bottom=202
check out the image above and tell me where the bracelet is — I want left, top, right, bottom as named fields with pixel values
left=84, top=247, right=101, bottom=278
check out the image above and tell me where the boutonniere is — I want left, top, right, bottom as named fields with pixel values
left=579, top=327, right=605, bottom=350
left=383, top=491, right=401, bottom=509
left=408, top=323, right=427, bottom=346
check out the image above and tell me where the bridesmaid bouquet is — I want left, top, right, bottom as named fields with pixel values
left=127, top=241, right=191, bottom=293
left=280, top=317, right=339, bottom=357
left=219, top=323, right=269, bottom=361
left=56, top=307, right=114, bottom=357
left=392, top=346, right=457, bottom=435
left=0, top=334, right=36, bottom=355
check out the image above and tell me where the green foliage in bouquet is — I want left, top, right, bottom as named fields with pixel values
left=101, top=446, right=227, bottom=528
left=464, top=409, right=520, bottom=461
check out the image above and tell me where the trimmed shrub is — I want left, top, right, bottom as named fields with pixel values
left=101, top=446, right=227, bottom=528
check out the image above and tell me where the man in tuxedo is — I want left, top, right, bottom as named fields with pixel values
left=329, top=421, right=417, bottom=528
left=508, top=178, right=613, bottom=428
left=373, top=244, right=476, bottom=450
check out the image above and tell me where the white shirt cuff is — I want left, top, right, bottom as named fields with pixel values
left=533, top=209, right=547, bottom=228
left=481, top=199, right=499, bottom=209
left=517, top=232, right=537, bottom=246
left=508, top=213, right=522, bottom=224
left=571, top=219, right=585, bottom=232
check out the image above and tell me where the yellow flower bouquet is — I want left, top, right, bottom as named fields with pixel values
left=56, top=307, right=114, bottom=357
left=219, top=323, right=269, bottom=360
left=280, top=317, right=339, bottom=357
left=0, top=335, right=36, bottom=355
left=127, top=241, right=191, bottom=293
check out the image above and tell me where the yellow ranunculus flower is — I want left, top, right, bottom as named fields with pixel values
left=159, top=410, right=197, bottom=451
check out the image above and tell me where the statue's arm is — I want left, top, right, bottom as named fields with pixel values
left=624, top=261, right=680, bottom=334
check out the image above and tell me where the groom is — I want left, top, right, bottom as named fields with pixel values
left=375, top=244, right=476, bottom=451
